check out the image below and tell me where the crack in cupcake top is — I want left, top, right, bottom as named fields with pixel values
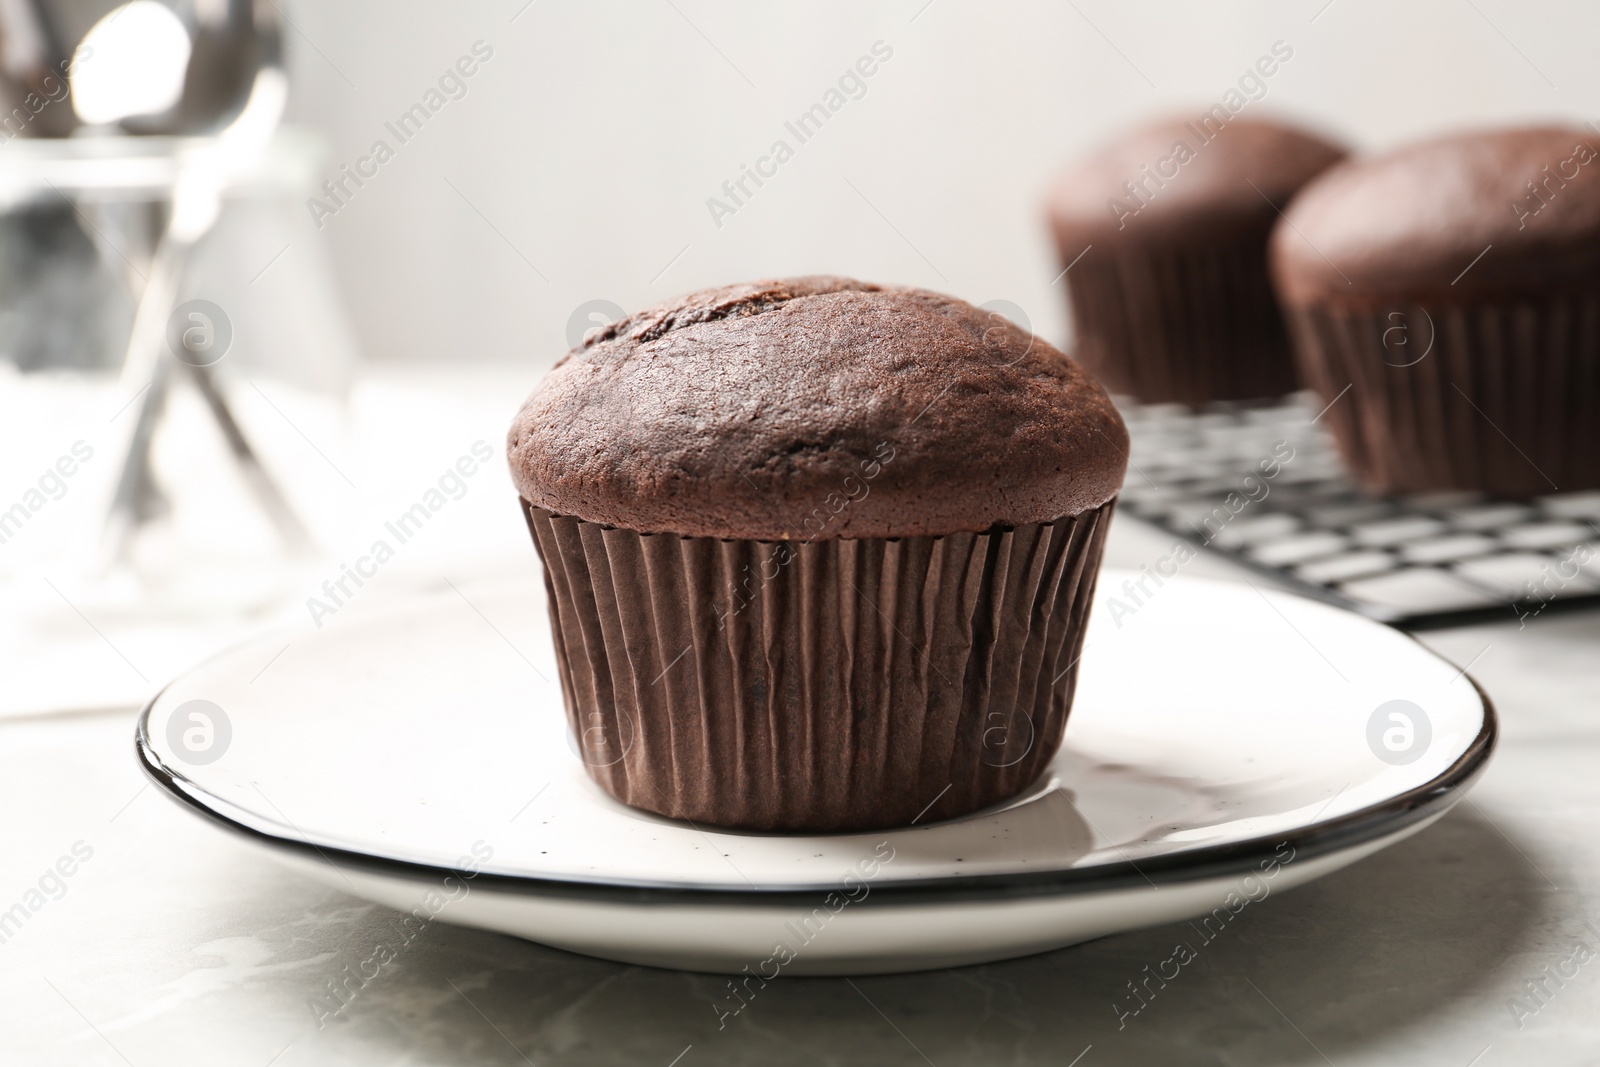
left=578, top=277, right=882, bottom=350
left=510, top=276, right=1128, bottom=540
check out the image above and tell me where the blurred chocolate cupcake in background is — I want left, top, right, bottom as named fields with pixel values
left=1047, top=117, right=1346, bottom=406
left=508, top=277, right=1127, bottom=833
left=1272, top=126, right=1600, bottom=497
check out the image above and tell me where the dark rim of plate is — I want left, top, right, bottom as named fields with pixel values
left=135, top=633, right=1496, bottom=910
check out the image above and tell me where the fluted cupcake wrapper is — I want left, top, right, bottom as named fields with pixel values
left=522, top=500, right=1114, bottom=833
left=1062, top=230, right=1299, bottom=406
left=1285, top=294, right=1600, bottom=496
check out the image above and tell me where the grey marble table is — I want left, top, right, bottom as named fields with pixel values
left=3, top=517, right=1597, bottom=1067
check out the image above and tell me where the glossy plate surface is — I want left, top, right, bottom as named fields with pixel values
left=138, top=571, right=1494, bottom=973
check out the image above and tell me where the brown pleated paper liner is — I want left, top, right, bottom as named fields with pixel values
left=1062, top=229, right=1299, bottom=406
left=1284, top=294, right=1600, bottom=497
left=522, top=500, right=1115, bottom=833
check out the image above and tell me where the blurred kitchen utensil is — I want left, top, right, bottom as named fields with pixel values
left=45, top=0, right=313, bottom=563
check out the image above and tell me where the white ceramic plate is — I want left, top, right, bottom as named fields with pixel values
left=137, top=571, right=1494, bottom=975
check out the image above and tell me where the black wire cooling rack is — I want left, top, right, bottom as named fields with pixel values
left=1115, top=393, right=1600, bottom=630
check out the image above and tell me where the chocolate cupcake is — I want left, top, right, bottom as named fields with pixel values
left=508, top=277, right=1127, bottom=832
left=1272, top=126, right=1600, bottom=496
left=1047, top=117, right=1346, bottom=405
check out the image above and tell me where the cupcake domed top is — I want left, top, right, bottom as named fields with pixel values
left=508, top=276, right=1127, bottom=540
left=1272, top=126, right=1600, bottom=306
left=1047, top=117, right=1346, bottom=247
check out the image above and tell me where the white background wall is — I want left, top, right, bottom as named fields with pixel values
left=281, top=0, right=1600, bottom=369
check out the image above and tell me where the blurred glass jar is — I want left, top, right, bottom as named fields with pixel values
left=0, top=129, right=362, bottom=622
left=0, top=2, right=365, bottom=717
left=0, top=126, right=358, bottom=395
